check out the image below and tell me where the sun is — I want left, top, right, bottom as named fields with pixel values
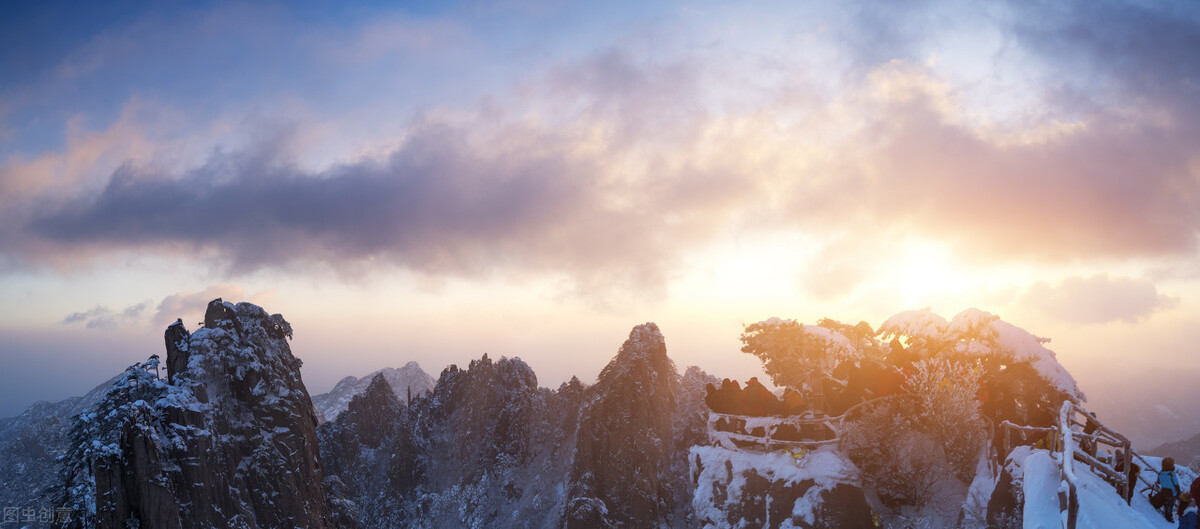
left=891, top=241, right=973, bottom=307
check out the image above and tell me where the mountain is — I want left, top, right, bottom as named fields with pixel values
left=17, top=300, right=1181, bottom=528
left=318, top=322, right=708, bottom=529
left=320, top=352, right=587, bottom=528
left=311, top=363, right=435, bottom=423
left=317, top=373, right=414, bottom=527
left=52, top=299, right=352, bottom=529
left=564, top=322, right=687, bottom=527
left=1082, top=367, right=1200, bottom=449
left=0, top=376, right=115, bottom=521
left=1148, top=430, right=1200, bottom=467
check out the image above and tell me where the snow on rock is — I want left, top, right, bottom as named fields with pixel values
left=54, top=298, right=351, bottom=529
left=690, top=445, right=873, bottom=528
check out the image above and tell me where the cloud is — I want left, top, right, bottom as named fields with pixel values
left=782, top=58, right=1200, bottom=266
left=61, top=286, right=272, bottom=331
left=761, top=0, right=1200, bottom=268
left=1008, top=0, right=1200, bottom=117
left=5, top=2, right=1200, bottom=299
left=25, top=119, right=622, bottom=278
left=62, top=301, right=151, bottom=330
left=10, top=48, right=769, bottom=296
left=1019, top=274, right=1179, bottom=324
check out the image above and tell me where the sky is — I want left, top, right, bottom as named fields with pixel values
left=1, top=0, right=1198, bottom=422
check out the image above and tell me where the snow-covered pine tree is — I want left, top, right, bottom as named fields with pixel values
left=53, top=357, right=167, bottom=529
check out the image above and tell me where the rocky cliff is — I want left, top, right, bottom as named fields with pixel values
left=53, top=299, right=351, bottom=529
left=690, top=446, right=875, bottom=528
left=319, top=353, right=584, bottom=528
left=564, top=322, right=690, bottom=528
left=317, top=373, right=418, bottom=528
left=34, top=309, right=884, bottom=529
left=317, top=322, right=706, bottom=529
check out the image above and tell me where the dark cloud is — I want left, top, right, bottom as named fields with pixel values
left=30, top=123, right=599, bottom=274
left=20, top=114, right=721, bottom=296
left=11, top=48, right=770, bottom=296
left=1020, top=274, right=1179, bottom=324
left=1009, top=0, right=1200, bottom=117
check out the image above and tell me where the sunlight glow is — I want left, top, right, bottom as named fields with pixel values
left=888, top=241, right=974, bottom=307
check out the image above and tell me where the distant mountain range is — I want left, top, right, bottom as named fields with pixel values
left=1148, top=430, right=1200, bottom=466
left=0, top=374, right=115, bottom=518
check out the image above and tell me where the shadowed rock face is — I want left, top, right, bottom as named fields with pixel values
left=55, top=299, right=351, bottom=529
left=987, top=465, right=1022, bottom=529
left=317, top=373, right=416, bottom=528
left=564, top=322, right=683, bottom=529
left=319, top=352, right=584, bottom=529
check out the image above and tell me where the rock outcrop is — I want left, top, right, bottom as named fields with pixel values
left=690, top=445, right=875, bottom=529
left=319, top=352, right=588, bottom=528
left=317, top=373, right=416, bottom=528
left=564, top=322, right=687, bottom=528
left=54, top=299, right=351, bottom=529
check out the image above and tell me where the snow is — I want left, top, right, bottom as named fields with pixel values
left=961, top=444, right=998, bottom=527
left=880, top=308, right=1083, bottom=400
left=1021, top=450, right=1062, bottom=529
left=947, top=308, right=1000, bottom=340
left=761, top=317, right=798, bottom=327
left=988, top=319, right=1082, bottom=400
left=1074, top=463, right=1173, bottom=529
left=311, top=362, right=436, bottom=421
left=690, top=444, right=858, bottom=528
left=879, top=310, right=949, bottom=343
left=799, top=325, right=857, bottom=358
left=626, top=322, right=665, bottom=355
left=1008, top=446, right=1190, bottom=529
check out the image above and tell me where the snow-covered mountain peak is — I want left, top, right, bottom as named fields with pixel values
left=311, top=362, right=435, bottom=423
